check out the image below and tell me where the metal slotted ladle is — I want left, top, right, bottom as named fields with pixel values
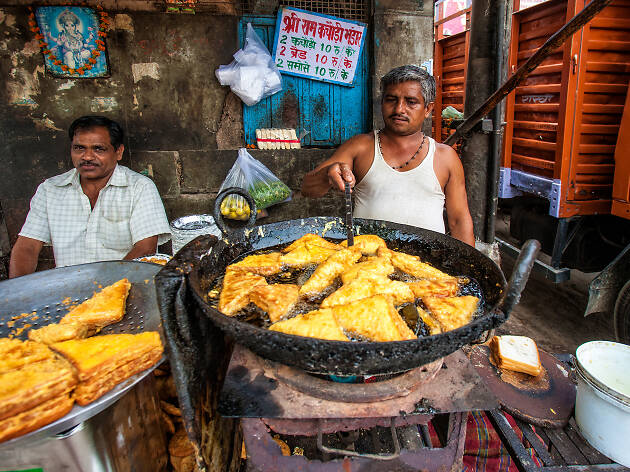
left=344, top=181, right=354, bottom=247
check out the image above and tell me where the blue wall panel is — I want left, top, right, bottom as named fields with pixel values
left=239, top=16, right=370, bottom=147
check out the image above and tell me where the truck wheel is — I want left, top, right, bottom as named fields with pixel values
left=614, top=280, right=630, bottom=345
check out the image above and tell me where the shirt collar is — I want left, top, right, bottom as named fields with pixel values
left=52, top=165, right=128, bottom=189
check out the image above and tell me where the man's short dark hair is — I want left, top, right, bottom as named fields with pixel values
left=380, top=65, right=436, bottom=105
left=69, top=116, right=124, bottom=150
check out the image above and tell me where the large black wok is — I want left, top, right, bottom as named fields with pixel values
left=177, top=189, right=539, bottom=376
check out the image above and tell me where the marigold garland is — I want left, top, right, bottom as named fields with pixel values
left=28, top=5, right=109, bottom=76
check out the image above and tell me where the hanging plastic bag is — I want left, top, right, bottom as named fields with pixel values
left=218, top=148, right=292, bottom=220
left=215, top=23, right=282, bottom=106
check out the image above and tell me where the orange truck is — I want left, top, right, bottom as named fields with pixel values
left=497, top=0, right=630, bottom=343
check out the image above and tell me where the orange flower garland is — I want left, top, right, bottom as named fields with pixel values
left=29, top=5, right=110, bottom=76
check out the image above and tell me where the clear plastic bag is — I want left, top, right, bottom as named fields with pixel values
left=218, top=149, right=292, bottom=220
left=215, top=23, right=282, bottom=106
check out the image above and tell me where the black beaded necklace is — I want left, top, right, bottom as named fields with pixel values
left=377, top=130, right=426, bottom=170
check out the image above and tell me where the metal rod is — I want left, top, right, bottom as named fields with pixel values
left=444, top=0, right=614, bottom=146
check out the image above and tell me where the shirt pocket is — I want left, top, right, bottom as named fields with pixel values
left=99, top=217, right=132, bottom=251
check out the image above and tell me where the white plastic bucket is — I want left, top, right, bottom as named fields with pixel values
left=575, top=341, right=630, bottom=467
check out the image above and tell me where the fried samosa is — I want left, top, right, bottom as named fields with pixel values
left=218, top=269, right=267, bottom=316
left=321, top=275, right=414, bottom=307
left=422, top=295, right=479, bottom=332
left=249, top=284, right=300, bottom=322
left=60, top=278, right=131, bottom=334
left=299, top=248, right=362, bottom=295
left=331, top=295, right=416, bottom=342
left=269, top=309, right=349, bottom=341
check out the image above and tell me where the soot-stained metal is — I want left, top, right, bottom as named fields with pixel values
left=185, top=217, right=539, bottom=376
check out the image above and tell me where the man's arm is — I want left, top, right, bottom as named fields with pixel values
left=301, top=134, right=369, bottom=197
left=9, top=236, right=44, bottom=278
left=442, top=148, right=475, bottom=246
left=123, top=235, right=158, bottom=260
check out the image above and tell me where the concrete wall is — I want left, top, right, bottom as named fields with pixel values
left=372, top=0, right=434, bottom=131
left=0, top=1, right=433, bottom=273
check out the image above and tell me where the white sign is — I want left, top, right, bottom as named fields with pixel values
left=272, top=7, right=367, bottom=86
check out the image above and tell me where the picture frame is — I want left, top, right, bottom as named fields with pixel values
left=34, top=6, right=110, bottom=78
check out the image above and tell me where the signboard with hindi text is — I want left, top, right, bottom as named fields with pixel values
left=272, top=7, right=366, bottom=86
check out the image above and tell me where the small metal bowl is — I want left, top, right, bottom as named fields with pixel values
left=134, top=253, right=172, bottom=265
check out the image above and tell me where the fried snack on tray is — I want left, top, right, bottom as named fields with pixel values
left=229, top=252, right=284, bottom=276
left=340, top=234, right=387, bottom=256
left=321, top=275, right=414, bottom=307
left=0, top=338, right=55, bottom=374
left=331, top=295, right=416, bottom=342
left=340, top=257, right=394, bottom=284
left=408, top=279, right=459, bottom=299
left=0, top=356, right=76, bottom=421
left=28, top=322, right=89, bottom=345
left=299, top=248, right=362, bottom=295
left=281, top=233, right=340, bottom=253
left=0, top=338, right=77, bottom=444
left=60, top=278, right=131, bottom=335
left=269, top=309, right=349, bottom=341
left=422, top=295, right=479, bottom=332
left=0, top=393, right=74, bottom=443
left=218, top=269, right=267, bottom=316
left=50, top=332, right=163, bottom=406
left=378, top=248, right=457, bottom=282
left=249, top=284, right=299, bottom=322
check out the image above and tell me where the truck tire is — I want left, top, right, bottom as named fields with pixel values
left=614, top=280, right=630, bottom=345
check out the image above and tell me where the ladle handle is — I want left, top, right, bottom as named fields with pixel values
left=498, top=239, right=541, bottom=318
left=213, top=187, right=257, bottom=236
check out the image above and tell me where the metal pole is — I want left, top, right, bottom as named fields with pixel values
left=461, top=0, right=499, bottom=242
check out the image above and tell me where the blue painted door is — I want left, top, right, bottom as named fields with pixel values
left=239, top=16, right=370, bottom=147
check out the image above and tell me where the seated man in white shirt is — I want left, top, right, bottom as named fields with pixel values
left=9, top=115, right=171, bottom=278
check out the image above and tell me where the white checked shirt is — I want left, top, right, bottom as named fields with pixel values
left=19, top=165, right=171, bottom=268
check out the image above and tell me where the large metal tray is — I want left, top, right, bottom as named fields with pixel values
left=0, top=261, right=164, bottom=448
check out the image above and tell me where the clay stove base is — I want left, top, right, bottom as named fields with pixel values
left=219, top=345, right=498, bottom=419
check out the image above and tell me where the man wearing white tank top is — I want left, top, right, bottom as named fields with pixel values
left=301, top=65, right=474, bottom=246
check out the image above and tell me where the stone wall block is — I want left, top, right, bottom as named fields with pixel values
left=130, top=150, right=180, bottom=197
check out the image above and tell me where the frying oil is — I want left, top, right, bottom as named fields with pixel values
left=207, top=241, right=485, bottom=338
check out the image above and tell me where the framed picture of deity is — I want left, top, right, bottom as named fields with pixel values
left=33, top=6, right=110, bottom=78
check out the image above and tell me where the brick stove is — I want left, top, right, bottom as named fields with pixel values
left=219, top=344, right=499, bottom=471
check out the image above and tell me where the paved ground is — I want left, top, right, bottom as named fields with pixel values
left=495, top=253, right=616, bottom=355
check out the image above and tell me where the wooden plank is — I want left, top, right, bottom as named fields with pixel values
left=528, top=63, right=564, bottom=75
left=442, top=64, right=465, bottom=74
left=582, top=103, right=625, bottom=114
left=513, top=136, right=557, bottom=152
left=564, top=418, right=613, bottom=465
left=442, top=77, right=465, bottom=86
left=518, top=46, right=564, bottom=61
left=590, top=16, right=630, bottom=29
left=576, top=163, right=616, bottom=174
left=515, top=0, right=566, bottom=21
left=580, top=123, right=620, bottom=134
left=513, top=418, right=556, bottom=466
left=587, top=39, right=630, bottom=52
left=514, top=120, right=559, bottom=131
left=514, top=103, right=560, bottom=112
left=512, top=152, right=556, bottom=170
left=582, top=83, right=629, bottom=94
left=579, top=143, right=616, bottom=154
left=519, top=22, right=566, bottom=42
left=586, top=61, right=630, bottom=73
left=516, top=84, right=562, bottom=94
left=434, top=8, right=470, bottom=28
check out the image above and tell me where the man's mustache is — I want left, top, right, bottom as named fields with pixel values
left=79, top=161, right=99, bottom=166
left=389, top=114, right=408, bottom=121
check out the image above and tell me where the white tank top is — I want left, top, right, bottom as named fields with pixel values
left=353, top=131, right=446, bottom=233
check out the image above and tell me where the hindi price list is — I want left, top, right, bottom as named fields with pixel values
left=273, top=7, right=366, bottom=86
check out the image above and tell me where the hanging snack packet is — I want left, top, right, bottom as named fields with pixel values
left=218, top=149, right=291, bottom=220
